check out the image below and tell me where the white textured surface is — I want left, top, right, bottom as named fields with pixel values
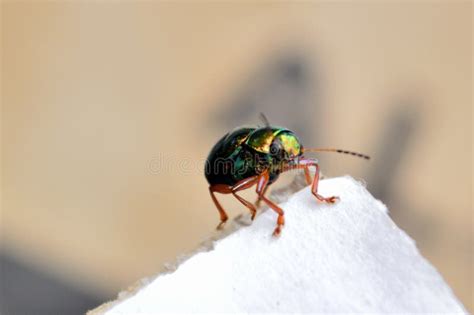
left=101, top=176, right=465, bottom=314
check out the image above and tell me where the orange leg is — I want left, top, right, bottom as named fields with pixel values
left=255, top=162, right=309, bottom=209
left=209, top=176, right=259, bottom=230
left=303, top=166, right=312, bottom=185
left=254, top=185, right=269, bottom=208
left=255, top=171, right=285, bottom=237
left=209, top=159, right=336, bottom=235
left=209, top=185, right=229, bottom=230
left=283, top=159, right=339, bottom=203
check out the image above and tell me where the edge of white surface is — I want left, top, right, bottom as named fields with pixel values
left=89, top=176, right=466, bottom=314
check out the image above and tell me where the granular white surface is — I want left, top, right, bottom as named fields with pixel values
left=102, top=176, right=465, bottom=314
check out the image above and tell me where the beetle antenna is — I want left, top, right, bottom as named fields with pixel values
left=259, top=112, right=271, bottom=128
left=302, top=148, right=370, bottom=160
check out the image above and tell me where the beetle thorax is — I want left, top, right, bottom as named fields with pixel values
left=245, top=127, right=302, bottom=171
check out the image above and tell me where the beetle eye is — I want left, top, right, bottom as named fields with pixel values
left=270, top=140, right=282, bottom=155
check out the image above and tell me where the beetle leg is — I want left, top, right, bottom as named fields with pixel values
left=256, top=171, right=285, bottom=237
left=296, top=159, right=339, bottom=203
left=232, top=193, right=257, bottom=221
left=230, top=175, right=260, bottom=221
left=209, top=185, right=231, bottom=230
left=254, top=185, right=268, bottom=208
left=209, top=176, right=260, bottom=229
left=303, top=166, right=312, bottom=185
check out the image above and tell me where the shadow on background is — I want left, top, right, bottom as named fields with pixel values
left=0, top=252, right=107, bottom=315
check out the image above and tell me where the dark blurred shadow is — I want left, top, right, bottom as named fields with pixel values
left=367, top=101, right=420, bottom=204
left=0, top=251, right=107, bottom=315
left=366, top=100, right=438, bottom=242
left=209, top=48, right=321, bottom=146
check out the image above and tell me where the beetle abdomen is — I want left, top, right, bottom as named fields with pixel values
left=205, top=127, right=255, bottom=185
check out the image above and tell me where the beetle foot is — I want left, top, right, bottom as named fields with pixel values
left=272, top=225, right=283, bottom=237
left=313, top=193, right=339, bottom=204
left=216, top=220, right=227, bottom=230
left=272, top=227, right=281, bottom=237
left=323, top=196, right=339, bottom=204
left=250, top=210, right=256, bottom=221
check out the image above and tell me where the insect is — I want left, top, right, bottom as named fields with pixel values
left=205, top=114, right=370, bottom=236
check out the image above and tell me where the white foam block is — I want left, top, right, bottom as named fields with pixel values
left=96, top=176, right=465, bottom=314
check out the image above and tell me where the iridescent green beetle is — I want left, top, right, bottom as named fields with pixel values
left=205, top=114, right=369, bottom=236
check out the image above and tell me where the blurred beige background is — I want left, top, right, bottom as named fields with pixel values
left=1, top=2, right=472, bottom=313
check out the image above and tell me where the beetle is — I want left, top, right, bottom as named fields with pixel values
left=205, top=114, right=369, bottom=236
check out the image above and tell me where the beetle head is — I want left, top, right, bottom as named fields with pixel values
left=269, top=131, right=303, bottom=162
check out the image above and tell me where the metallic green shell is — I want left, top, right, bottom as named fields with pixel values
left=218, top=127, right=254, bottom=158
left=246, top=126, right=301, bottom=156
left=205, top=127, right=255, bottom=185
left=277, top=132, right=302, bottom=156
left=205, top=126, right=302, bottom=186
